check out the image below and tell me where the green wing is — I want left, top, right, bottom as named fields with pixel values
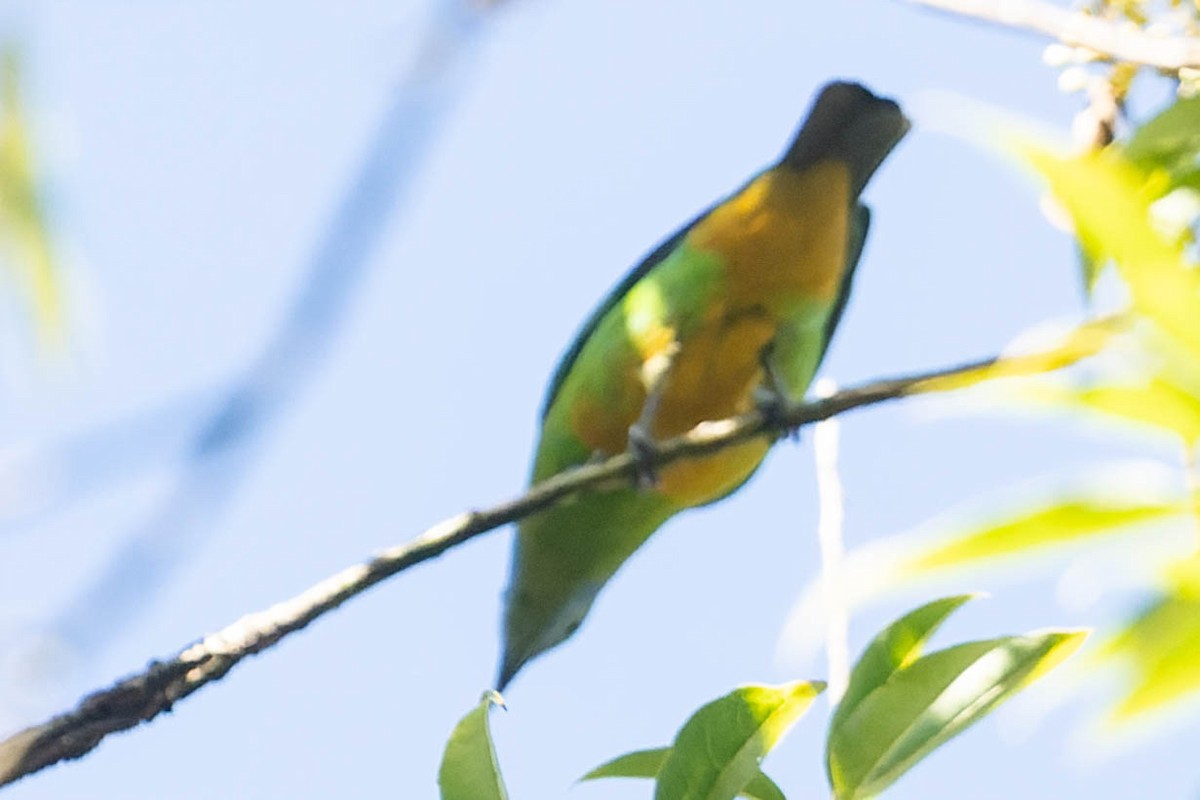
left=539, top=210, right=703, bottom=419
left=538, top=169, right=768, bottom=420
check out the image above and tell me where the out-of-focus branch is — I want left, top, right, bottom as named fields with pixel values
left=909, top=0, right=1200, bottom=70
left=0, top=354, right=1005, bottom=788
left=45, top=0, right=499, bottom=657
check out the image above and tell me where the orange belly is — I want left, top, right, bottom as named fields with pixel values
left=563, top=161, right=851, bottom=509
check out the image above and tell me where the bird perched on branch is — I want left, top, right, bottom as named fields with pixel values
left=499, top=81, right=909, bottom=690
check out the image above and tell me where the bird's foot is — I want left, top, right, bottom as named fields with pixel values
left=756, top=340, right=800, bottom=442
left=627, top=422, right=661, bottom=489
left=753, top=384, right=800, bottom=442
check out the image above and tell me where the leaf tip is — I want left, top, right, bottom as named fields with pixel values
left=482, top=689, right=507, bottom=711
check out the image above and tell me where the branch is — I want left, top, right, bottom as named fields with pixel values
left=0, top=354, right=1004, bottom=788
left=909, top=0, right=1200, bottom=71
left=1, top=302, right=1132, bottom=785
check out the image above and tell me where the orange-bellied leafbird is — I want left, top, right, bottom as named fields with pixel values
left=499, top=81, right=909, bottom=689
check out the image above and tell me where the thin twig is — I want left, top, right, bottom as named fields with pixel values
left=0, top=355, right=999, bottom=788
left=909, top=0, right=1200, bottom=71
left=813, top=379, right=850, bottom=703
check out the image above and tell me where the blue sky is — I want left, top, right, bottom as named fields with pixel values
left=0, top=1, right=1194, bottom=798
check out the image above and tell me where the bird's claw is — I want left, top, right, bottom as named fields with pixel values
left=756, top=340, right=800, bottom=442
left=627, top=423, right=661, bottom=489
left=754, top=384, right=800, bottom=442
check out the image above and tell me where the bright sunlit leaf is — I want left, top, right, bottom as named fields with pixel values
left=1004, top=370, right=1200, bottom=444
left=438, top=691, right=508, bottom=800
left=906, top=495, right=1187, bottom=575
left=910, top=315, right=1126, bottom=395
left=651, top=681, right=823, bottom=800
left=1099, top=561, right=1200, bottom=720
left=582, top=747, right=788, bottom=800
left=1016, top=141, right=1200, bottom=360
left=1057, top=378, right=1200, bottom=443
left=827, top=606, right=1086, bottom=800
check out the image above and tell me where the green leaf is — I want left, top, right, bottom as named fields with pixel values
left=832, top=595, right=974, bottom=735
left=1077, top=242, right=1104, bottom=297
left=732, top=770, right=789, bottom=800
left=583, top=747, right=787, bottom=800
left=438, top=691, right=509, bottom=800
left=583, top=747, right=670, bottom=781
left=906, top=494, right=1186, bottom=575
left=1124, top=96, right=1200, bottom=176
left=1169, top=166, right=1200, bottom=193
left=827, top=624, right=1086, bottom=800
left=1017, top=142, right=1200, bottom=360
left=654, top=681, right=823, bottom=800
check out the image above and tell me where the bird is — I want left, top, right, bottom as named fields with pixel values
left=498, top=81, right=909, bottom=690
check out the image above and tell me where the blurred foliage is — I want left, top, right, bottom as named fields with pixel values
left=889, top=79, right=1200, bottom=726
left=0, top=44, right=62, bottom=346
left=1084, top=0, right=1200, bottom=33
left=1055, top=0, right=1200, bottom=103
left=908, top=313, right=1128, bottom=394
left=907, top=493, right=1189, bottom=572
left=1098, top=567, right=1200, bottom=719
